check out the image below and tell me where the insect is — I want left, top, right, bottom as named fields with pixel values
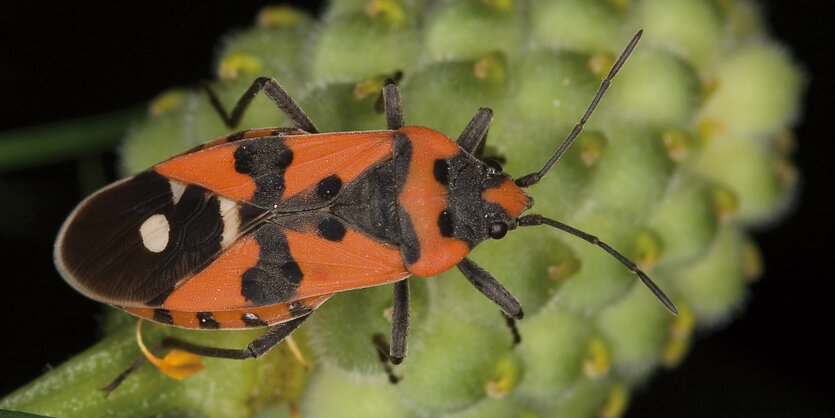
left=54, top=30, right=676, bottom=387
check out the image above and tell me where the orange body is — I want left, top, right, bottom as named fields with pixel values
left=55, top=124, right=532, bottom=330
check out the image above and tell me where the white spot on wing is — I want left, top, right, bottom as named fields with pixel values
left=169, top=180, right=187, bottom=204
left=139, top=214, right=170, bottom=253
left=218, top=197, right=240, bottom=248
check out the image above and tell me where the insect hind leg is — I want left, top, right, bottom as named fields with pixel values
left=161, top=314, right=311, bottom=359
left=101, top=346, right=158, bottom=395
left=390, top=279, right=410, bottom=364
left=102, top=315, right=310, bottom=393
left=202, top=77, right=318, bottom=133
left=372, top=333, right=402, bottom=384
left=503, top=313, right=522, bottom=346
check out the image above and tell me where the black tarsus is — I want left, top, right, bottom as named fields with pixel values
left=457, top=258, right=524, bottom=320
left=517, top=214, right=678, bottom=314
left=101, top=346, right=158, bottom=395
left=372, top=333, right=401, bottom=384
left=456, top=108, right=494, bottom=155
left=202, top=76, right=319, bottom=133
left=515, top=30, right=643, bottom=188
left=390, top=279, right=410, bottom=364
left=503, top=313, right=522, bottom=346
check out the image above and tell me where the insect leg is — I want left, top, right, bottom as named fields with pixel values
left=390, top=279, right=410, bottom=364
left=372, top=333, right=401, bottom=384
left=101, top=345, right=160, bottom=394
left=161, top=314, right=311, bottom=360
left=382, top=79, right=405, bottom=130
left=457, top=258, right=524, bottom=320
left=503, top=313, right=521, bottom=346
left=202, top=77, right=318, bottom=133
left=456, top=108, right=493, bottom=155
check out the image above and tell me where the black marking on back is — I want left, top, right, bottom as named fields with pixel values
left=433, top=159, right=449, bottom=185
left=239, top=203, right=268, bottom=228
left=242, top=313, right=268, bottom=327
left=317, top=217, right=347, bottom=242
left=393, top=133, right=421, bottom=265
left=197, top=312, right=220, bottom=329
left=58, top=171, right=227, bottom=306
left=233, top=136, right=293, bottom=208
left=438, top=209, right=454, bottom=238
left=330, top=162, right=400, bottom=245
left=316, top=175, right=342, bottom=200
left=240, top=223, right=303, bottom=304
left=288, top=301, right=314, bottom=318
left=280, top=261, right=303, bottom=284
left=154, top=308, right=173, bottom=325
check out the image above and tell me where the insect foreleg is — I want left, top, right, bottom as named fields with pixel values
left=202, top=77, right=318, bottom=133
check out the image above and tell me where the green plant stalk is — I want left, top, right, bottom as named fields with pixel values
left=0, top=312, right=306, bottom=417
left=0, top=107, right=143, bottom=172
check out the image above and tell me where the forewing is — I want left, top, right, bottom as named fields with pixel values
left=55, top=170, right=270, bottom=307
left=155, top=212, right=409, bottom=312
left=155, top=130, right=395, bottom=209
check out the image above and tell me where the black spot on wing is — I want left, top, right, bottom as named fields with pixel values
left=316, top=175, right=342, bottom=200
left=274, top=148, right=294, bottom=169
left=227, top=130, right=246, bottom=143
left=288, top=301, right=314, bottom=318
left=233, top=136, right=293, bottom=208
left=240, top=224, right=302, bottom=305
left=280, top=262, right=303, bottom=284
left=317, top=217, right=347, bottom=242
left=197, top=312, right=220, bottom=329
left=154, top=308, right=173, bottom=325
left=242, top=313, right=268, bottom=327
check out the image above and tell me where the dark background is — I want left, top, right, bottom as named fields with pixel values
left=1, top=1, right=832, bottom=416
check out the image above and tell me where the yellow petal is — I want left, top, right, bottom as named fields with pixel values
left=157, top=350, right=205, bottom=380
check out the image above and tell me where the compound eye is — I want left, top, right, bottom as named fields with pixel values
left=489, top=222, right=508, bottom=239
left=486, top=159, right=503, bottom=175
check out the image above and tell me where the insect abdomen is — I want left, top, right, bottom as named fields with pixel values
left=123, top=294, right=332, bottom=329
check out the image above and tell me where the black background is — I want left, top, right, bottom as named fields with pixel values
left=1, top=1, right=832, bottom=416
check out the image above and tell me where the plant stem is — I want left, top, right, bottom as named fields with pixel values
left=0, top=316, right=305, bottom=417
left=0, top=107, right=145, bottom=172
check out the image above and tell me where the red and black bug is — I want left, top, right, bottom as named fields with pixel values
left=54, top=30, right=675, bottom=386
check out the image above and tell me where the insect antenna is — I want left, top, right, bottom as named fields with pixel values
left=515, top=30, right=642, bottom=188
left=517, top=214, right=678, bottom=314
